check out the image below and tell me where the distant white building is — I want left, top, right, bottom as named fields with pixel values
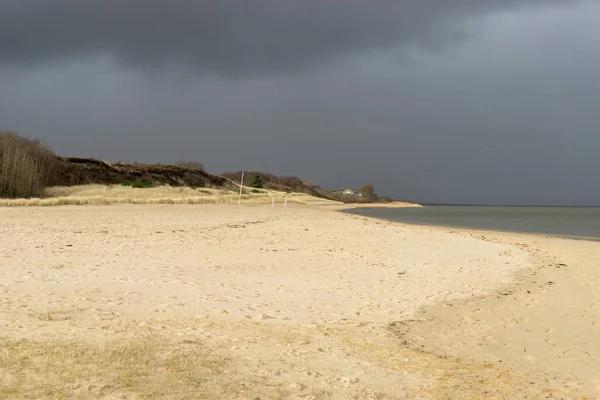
left=342, top=189, right=355, bottom=195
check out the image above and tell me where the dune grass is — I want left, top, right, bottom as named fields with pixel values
left=0, top=336, right=222, bottom=399
left=0, top=184, right=342, bottom=207
left=0, top=334, right=290, bottom=399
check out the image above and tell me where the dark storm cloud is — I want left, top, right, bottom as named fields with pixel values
left=0, top=0, right=576, bottom=75
left=1, top=1, right=598, bottom=206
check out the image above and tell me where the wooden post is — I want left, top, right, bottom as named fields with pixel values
left=238, top=171, right=244, bottom=205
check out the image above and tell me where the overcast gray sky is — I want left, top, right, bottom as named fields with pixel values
left=1, top=1, right=599, bottom=205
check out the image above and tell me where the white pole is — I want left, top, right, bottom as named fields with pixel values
left=238, top=171, right=244, bottom=205
left=272, top=196, right=275, bottom=207
left=284, top=197, right=288, bottom=209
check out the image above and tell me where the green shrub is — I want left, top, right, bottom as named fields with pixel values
left=131, top=179, right=155, bottom=188
left=249, top=173, right=263, bottom=188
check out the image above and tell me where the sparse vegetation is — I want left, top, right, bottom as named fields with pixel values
left=176, top=160, right=205, bottom=171
left=0, top=335, right=232, bottom=399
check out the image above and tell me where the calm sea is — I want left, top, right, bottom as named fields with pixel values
left=344, top=206, right=600, bottom=240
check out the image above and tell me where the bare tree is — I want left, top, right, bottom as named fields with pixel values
left=0, top=132, right=60, bottom=198
left=360, top=183, right=375, bottom=201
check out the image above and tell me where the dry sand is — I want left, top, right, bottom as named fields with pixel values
left=0, top=204, right=598, bottom=399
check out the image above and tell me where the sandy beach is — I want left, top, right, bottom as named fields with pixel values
left=1, top=204, right=598, bottom=399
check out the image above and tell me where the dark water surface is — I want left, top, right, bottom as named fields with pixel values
left=344, top=206, right=600, bottom=240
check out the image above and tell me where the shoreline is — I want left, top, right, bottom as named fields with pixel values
left=330, top=205, right=600, bottom=396
left=367, top=218, right=600, bottom=397
left=1, top=204, right=598, bottom=397
left=351, top=217, right=600, bottom=243
left=340, top=205, right=600, bottom=243
left=325, top=201, right=423, bottom=211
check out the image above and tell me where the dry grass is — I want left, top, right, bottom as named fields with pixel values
left=0, top=336, right=221, bottom=399
left=0, top=334, right=288, bottom=399
left=29, top=308, right=73, bottom=322
left=309, top=326, right=565, bottom=400
left=0, top=319, right=571, bottom=400
left=0, top=184, right=343, bottom=207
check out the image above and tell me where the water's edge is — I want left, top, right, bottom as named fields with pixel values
left=343, top=206, right=600, bottom=242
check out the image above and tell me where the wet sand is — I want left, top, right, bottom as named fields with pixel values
left=388, top=226, right=600, bottom=397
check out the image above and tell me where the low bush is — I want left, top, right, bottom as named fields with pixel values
left=131, top=179, right=155, bottom=188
